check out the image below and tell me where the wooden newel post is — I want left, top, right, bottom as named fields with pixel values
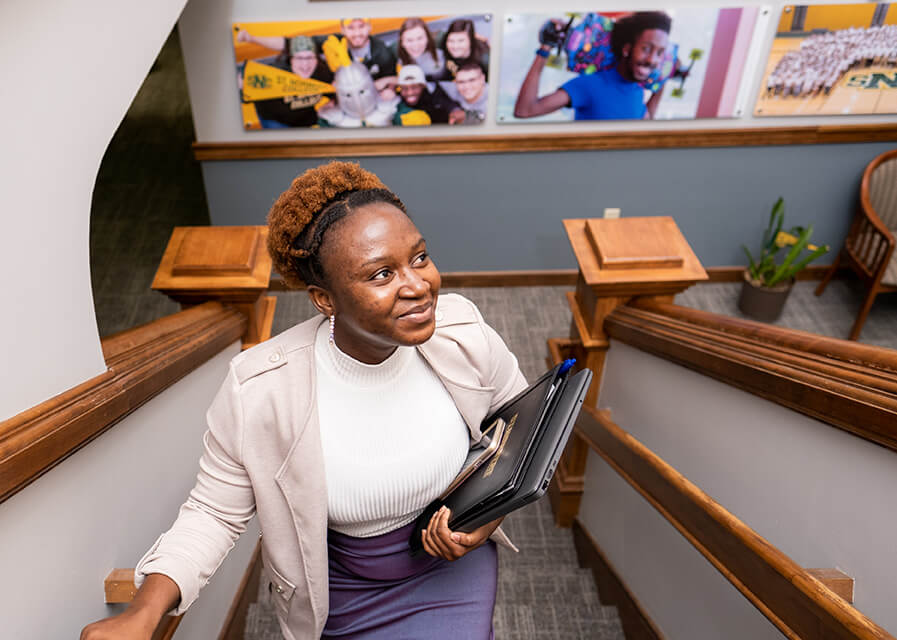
left=152, top=226, right=277, bottom=350
left=546, top=217, right=707, bottom=526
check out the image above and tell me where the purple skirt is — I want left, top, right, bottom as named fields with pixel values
left=323, top=521, right=497, bottom=639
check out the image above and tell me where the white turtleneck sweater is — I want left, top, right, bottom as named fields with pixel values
left=314, top=321, right=470, bottom=538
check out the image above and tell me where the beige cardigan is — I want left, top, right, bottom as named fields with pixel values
left=135, top=293, right=528, bottom=639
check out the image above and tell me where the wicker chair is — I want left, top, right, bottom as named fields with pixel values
left=816, top=149, right=897, bottom=340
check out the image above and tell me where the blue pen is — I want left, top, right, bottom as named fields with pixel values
left=559, top=358, right=576, bottom=375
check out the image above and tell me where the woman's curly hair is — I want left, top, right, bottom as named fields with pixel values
left=267, top=161, right=408, bottom=289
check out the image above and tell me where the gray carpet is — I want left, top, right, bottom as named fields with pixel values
left=90, top=29, right=209, bottom=338
left=676, top=279, right=897, bottom=349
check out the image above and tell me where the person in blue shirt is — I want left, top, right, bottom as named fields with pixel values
left=514, top=12, right=671, bottom=121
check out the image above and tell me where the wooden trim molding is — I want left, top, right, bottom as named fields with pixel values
left=192, top=124, right=897, bottom=161
left=705, top=264, right=842, bottom=283
left=572, top=518, right=665, bottom=640
left=268, top=266, right=836, bottom=291
left=268, top=269, right=579, bottom=291
left=576, top=406, right=894, bottom=640
left=604, top=299, right=897, bottom=453
left=0, top=302, right=246, bottom=504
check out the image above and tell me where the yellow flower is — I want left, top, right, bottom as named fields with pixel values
left=774, top=231, right=818, bottom=251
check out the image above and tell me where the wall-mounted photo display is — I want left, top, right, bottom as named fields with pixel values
left=232, top=15, right=492, bottom=130
left=498, top=8, right=757, bottom=123
left=754, top=3, right=897, bottom=116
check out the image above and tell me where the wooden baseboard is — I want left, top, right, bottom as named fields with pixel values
left=218, top=541, right=263, bottom=640
left=705, top=264, right=841, bottom=283
left=267, top=265, right=843, bottom=291
left=269, top=269, right=579, bottom=291
left=572, top=518, right=665, bottom=640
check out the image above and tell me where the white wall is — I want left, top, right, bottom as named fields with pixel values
left=0, top=0, right=187, bottom=421
left=580, top=341, right=897, bottom=638
left=0, top=342, right=259, bottom=639
left=178, top=0, right=895, bottom=145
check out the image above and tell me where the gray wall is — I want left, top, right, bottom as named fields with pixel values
left=201, top=141, right=894, bottom=271
left=581, top=341, right=897, bottom=637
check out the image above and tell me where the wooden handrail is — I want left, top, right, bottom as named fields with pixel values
left=192, top=123, right=897, bottom=161
left=576, top=406, right=894, bottom=640
left=104, top=569, right=184, bottom=640
left=604, top=299, right=897, bottom=453
left=0, top=302, right=246, bottom=503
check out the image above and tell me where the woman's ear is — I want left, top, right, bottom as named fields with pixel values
left=622, top=43, right=631, bottom=59
left=307, top=285, right=335, bottom=317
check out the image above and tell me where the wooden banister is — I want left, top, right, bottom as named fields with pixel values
left=0, top=302, right=246, bottom=503
left=576, top=406, right=894, bottom=640
left=604, top=299, right=897, bottom=453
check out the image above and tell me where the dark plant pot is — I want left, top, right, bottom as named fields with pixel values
left=737, top=271, right=794, bottom=322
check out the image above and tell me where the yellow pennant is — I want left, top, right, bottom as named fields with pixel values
left=242, top=60, right=334, bottom=102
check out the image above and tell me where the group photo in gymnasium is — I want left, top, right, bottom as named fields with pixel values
left=232, top=14, right=493, bottom=129
left=754, top=2, right=897, bottom=116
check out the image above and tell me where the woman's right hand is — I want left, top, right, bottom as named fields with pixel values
left=81, top=573, right=180, bottom=639
left=80, top=608, right=158, bottom=640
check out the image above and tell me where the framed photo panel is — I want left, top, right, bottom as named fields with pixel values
left=498, top=8, right=758, bottom=123
left=232, top=15, right=492, bottom=130
left=754, top=3, right=897, bottom=116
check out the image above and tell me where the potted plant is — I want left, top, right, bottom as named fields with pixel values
left=739, top=197, right=829, bottom=322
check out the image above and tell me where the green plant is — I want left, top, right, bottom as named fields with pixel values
left=742, top=197, right=830, bottom=287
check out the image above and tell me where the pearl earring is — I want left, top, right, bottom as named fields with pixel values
left=329, top=314, right=335, bottom=345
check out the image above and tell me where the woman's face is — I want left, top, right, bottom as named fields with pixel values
left=312, top=202, right=441, bottom=364
left=401, top=26, right=429, bottom=60
left=445, top=32, right=471, bottom=60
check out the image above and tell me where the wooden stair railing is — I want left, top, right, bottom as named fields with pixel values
left=104, top=569, right=183, bottom=640
left=0, top=302, right=246, bottom=504
left=103, top=539, right=263, bottom=640
left=152, top=226, right=275, bottom=350
left=547, top=216, right=708, bottom=526
left=576, top=406, right=894, bottom=640
left=603, top=299, right=897, bottom=453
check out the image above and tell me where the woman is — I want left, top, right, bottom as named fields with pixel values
left=80, top=162, right=526, bottom=639
left=397, top=17, right=445, bottom=82
left=441, top=18, right=490, bottom=80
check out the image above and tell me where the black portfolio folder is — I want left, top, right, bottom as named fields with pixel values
left=409, top=361, right=592, bottom=554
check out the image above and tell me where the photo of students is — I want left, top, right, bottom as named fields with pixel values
left=335, top=18, right=397, bottom=88
left=318, top=62, right=399, bottom=128
left=232, top=14, right=492, bottom=130
left=497, top=9, right=758, bottom=123
left=235, top=32, right=334, bottom=128
left=398, top=18, right=446, bottom=82
left=515, top=12, right=675, bottom=120
left=441, top=62, right=489, bottom=123
left=395, top=65, right=466, bottom=125
left=755, top=3, right=897, bottom=116
left=442, top=18, right=491, bottom=80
